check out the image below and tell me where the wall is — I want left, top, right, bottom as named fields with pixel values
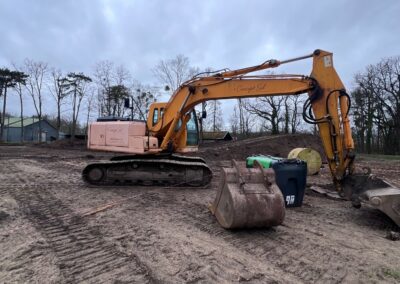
left=3, top=120, right=58, bottom=142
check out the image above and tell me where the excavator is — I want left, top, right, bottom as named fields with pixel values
left=83, top=49, right=400, bottom=228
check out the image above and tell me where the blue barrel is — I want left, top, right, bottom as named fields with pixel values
left=272, top=159, right=307, bottom=207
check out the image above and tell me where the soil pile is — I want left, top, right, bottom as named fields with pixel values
left=197, top=134, right=324, bottom=161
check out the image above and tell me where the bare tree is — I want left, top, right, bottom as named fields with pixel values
left=280, top=95, right=304, bottom=134
left=93, top=61, right=131, bottom=117
left=24, top=59, right=48, bottom=141
left=229, top=105, right=240, bottom=136
left=152, top=54, right=199, bottom=93
left=14, top=80, right=27, bottom=142
left=237, top=99, right=245, bottom=134
left=204, top=100, right=223, bottom=131
left=282, top=97, right=290, bottom=134
left=48, top=68, right=69, bottom=138
left=129, top=82, right=158, bottom=120
left=289, top=95, right=303, bottom=134
left=352, top=55, right=400, bottom=154
left=244, top=96, right=284, bottom=134
left=241, top=104, right=256, bottom=136
left=85, top=86, right=97, bottom=135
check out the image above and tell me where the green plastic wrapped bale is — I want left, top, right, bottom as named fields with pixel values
left=246, top=155, right=282, bottom=168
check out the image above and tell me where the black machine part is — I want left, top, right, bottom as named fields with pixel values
left=342, top=168, right=400, bottom=227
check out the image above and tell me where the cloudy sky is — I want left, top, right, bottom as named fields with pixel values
left=1, top=0, right=400, bottom=120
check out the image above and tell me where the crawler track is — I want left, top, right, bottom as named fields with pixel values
left=8, top=185, right=153, bottom=283
left=82, top=154, right=212, bottom=186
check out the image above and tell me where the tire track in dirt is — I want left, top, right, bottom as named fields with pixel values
left=3, top=148, right=399, bottom=283
left=0, top=158, right=83, bottom=188
left=177, top=205, right=347, bottom=282
left=124, top=188, right=353, bottom=283
left=7, top=185, right=154, bottom=283
left=99, top=190, right=299, bottom=283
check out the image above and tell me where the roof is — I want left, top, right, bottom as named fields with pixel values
left=4, top=117, right=52, bottom=128
left=202, top=131, right=232, bottom=140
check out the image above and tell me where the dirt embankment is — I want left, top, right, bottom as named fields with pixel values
left=197, top=134, right=324, bottom=161
left=1, top=134, right=400, bottom=283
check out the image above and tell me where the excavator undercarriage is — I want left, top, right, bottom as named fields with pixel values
left=82, top=154, right=212, bottom=187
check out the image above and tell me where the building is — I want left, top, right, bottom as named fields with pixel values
left=2, top=117, right=58, bottom=142
left=201, top=131, right=233, bottom=142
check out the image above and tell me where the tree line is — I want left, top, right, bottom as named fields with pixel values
left=351, top=56, right=400, bottom=154
left=0, top=60, right=157, bottom=142
left=1, top=54, right=399, bottom=155
left=194, top=57, right=400, bottom=155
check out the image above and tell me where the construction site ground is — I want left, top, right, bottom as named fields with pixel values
left=1, top=134, right=400, bottom=283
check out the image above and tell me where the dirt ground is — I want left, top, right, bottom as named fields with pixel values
left=1, top=135, right=400, bottom=283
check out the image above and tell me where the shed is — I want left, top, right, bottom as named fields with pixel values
left=202, top=131, right=233, bottom=141
left=2, top=117, right=58, bottom=142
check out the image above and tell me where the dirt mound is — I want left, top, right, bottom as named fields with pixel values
left=197, top=134, right=324, bottom=161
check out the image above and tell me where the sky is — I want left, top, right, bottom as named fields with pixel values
left=1, top=0, right=400, bottom=124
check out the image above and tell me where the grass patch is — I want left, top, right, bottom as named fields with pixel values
left=382, top=268, right=400, bottom=280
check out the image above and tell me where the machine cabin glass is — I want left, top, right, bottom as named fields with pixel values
left=186, top=110, right=199, bottom=146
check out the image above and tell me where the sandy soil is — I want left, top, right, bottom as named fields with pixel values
left=1, top=135, right=400, bottom=283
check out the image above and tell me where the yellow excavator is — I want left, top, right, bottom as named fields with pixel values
left=83, top=49, right=400, bottom=228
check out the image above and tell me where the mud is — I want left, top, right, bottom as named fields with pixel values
left=1, top=135, right=400, bottom=283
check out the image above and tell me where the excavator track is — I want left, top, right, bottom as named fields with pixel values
left=82, top=155, right=212, bottom=187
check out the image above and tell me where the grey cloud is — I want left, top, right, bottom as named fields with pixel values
left=1, top=0, right=400, bottom=117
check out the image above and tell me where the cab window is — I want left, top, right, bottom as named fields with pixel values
left=152, top=108, right=159, bottom=125
left=160, top=108, right=164, bottom=120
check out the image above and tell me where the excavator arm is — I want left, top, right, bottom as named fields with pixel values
left=148, top=50, right=354, bottom=190
left=146, top=50, right=400, bottom=226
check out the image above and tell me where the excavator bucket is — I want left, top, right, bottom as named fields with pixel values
left=343, top=170, right=400, bottom=227
left=209, top=160, right=285, bottom=229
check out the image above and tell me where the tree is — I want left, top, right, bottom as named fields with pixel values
left=24, top=59, right=48, bottom=142
left=352, top=56, right=400, bottom=154
left=282, top=97, right=290, bottom=134
left=93, top=61, right=131, bottom=117
left=237, top=99, right=245, bottom=134
left=85, top=87, right=97, bottom=135
left=351, top=87, right=370, bottom=153
left=129, top=84, right=157, bottom=120
left=105, top=84, right=130, bottom=117
left=49, top=69, right=69, bottom=138
left=63, top=72, right=92, bottom=139
left=12, top=64, right=30, bottom=142
left=0, top=68, right=28, bottom=142
left=289, top=95, right=303, bottom=134
left=204, top=100, right=223, bottom=131
left=244, top=96, right=284, bottom=134
left=152, top=54, right=199, bottom=93
left=229, top=105, right=240, bottom=136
